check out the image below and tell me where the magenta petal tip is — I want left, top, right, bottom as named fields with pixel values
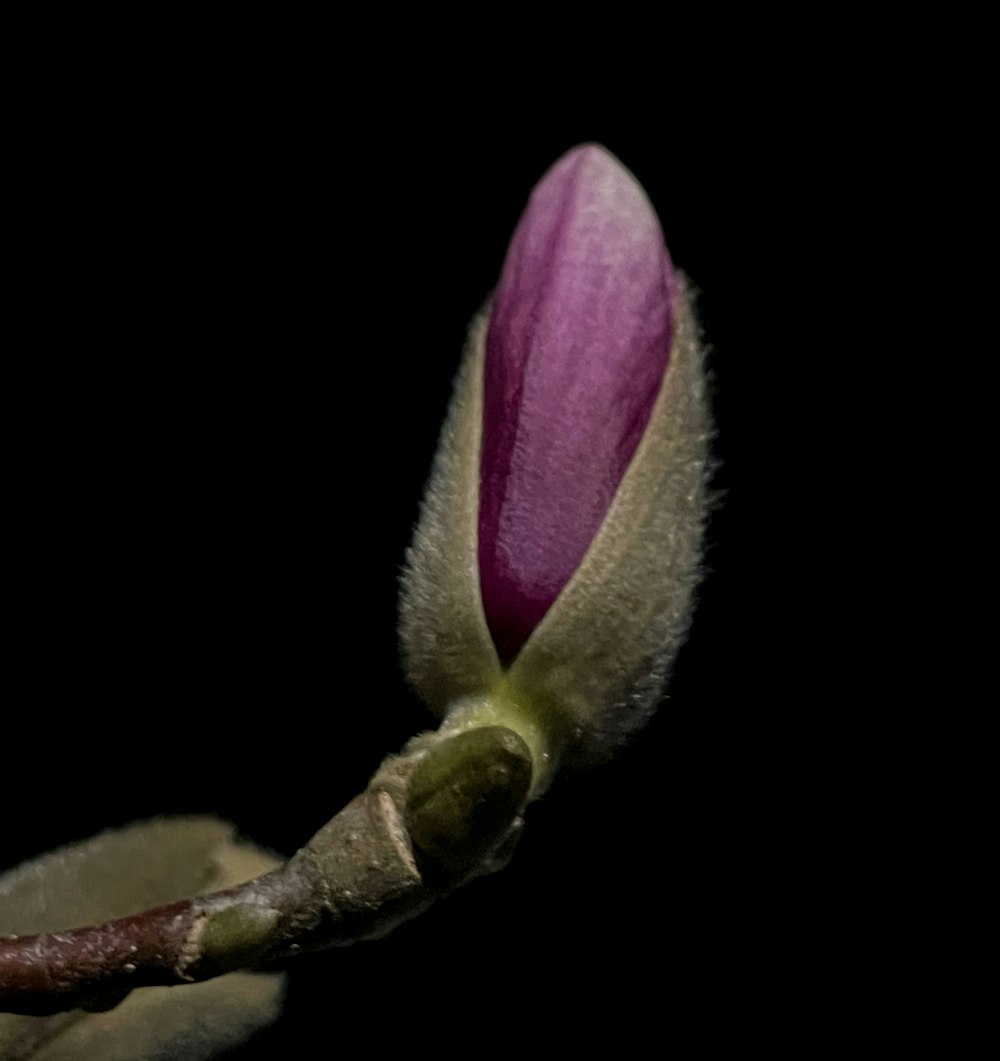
left=478, top=144, right=678, bottom=661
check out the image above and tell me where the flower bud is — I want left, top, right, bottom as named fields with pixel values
left=400, top=144, right=709, bottom=794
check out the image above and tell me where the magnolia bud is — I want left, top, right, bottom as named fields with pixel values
left=400, top=144, right=710, bottom=794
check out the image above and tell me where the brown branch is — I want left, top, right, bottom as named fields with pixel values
left=0, top=726, right=532, bottom=1016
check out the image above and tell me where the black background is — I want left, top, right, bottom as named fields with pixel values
left=4, top=95, right=853, bottom=1053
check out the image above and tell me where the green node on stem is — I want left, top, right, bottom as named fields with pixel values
left=405, top=726, right=532, bottom=871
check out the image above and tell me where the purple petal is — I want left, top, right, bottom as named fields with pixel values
left=479, top=144, right=678, bottom=662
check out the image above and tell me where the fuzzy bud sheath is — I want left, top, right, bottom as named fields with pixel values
left=399, top=144, right=711, bottom=794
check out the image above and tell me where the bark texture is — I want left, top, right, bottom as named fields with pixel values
left=0, top=727, right=530, bottom=1021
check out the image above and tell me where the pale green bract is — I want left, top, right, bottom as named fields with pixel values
left=0, top=818, right=285, bottom=1060
left=399, top=285, right=709, bottom=795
